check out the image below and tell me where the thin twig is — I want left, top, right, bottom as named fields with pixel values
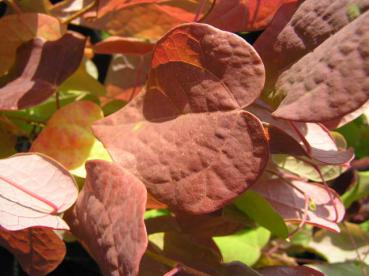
left=55, top=91, right=61, bottom=109
left=4, top=0, right=22, bottom=14
left=61, top=0, right=97, bottom=25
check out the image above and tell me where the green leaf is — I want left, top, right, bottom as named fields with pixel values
left=341, top=171, right=369, bottom=208
left=338, top=115, right=369, bottom=159
left=234, top=191, right=288, bottom=238
left=273, top=154, right=345, bottom=182
left=308, top=222, right=369, bottom=265
left=59, top=59, right=106, bottom=97
left=360, top=221, right=369, bottom=232
left=308, top=261, right=368, bottom=276
left=144, top=209, right=170, bottom=220
left=213, top=227, right=270, bottom=266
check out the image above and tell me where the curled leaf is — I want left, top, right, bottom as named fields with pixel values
left=251, top=173, right=345, bottom=232
left=0, top=153, right=78, bottom=231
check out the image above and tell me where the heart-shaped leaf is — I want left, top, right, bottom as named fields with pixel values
left=0, top=33, right=86, bottom=110
left=0, top=13, right=65, bottom=76
left=0, top=153, right=78, bottom=231
left=93, top=23, right=269, bottom=214
left=0, top=227, right=66, bottom=275
left=65, top=160, right=148, bottom=276
left=251, top=173, right=345, bottom=232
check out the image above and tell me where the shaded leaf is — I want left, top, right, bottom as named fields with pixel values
left=251, top=173, right=345, bottom=232
left=258, top=265, right=324, bottom=276
left=0, top=153, right=78, bottom=230
left=308, top=261, right=369, bottom=276
left=235, top=190, right=289, bottom=238
left=203, top=0, right=295, bottom=33
left=103, top=53, right=151, bottom=103
left=0, top=227, right=66, bottom=276
left=174, top=207, right=248, bottom=238
left=249, top=104, right=353, bottom=165
left=213, top=227, right=270, bottom=266
left=59, top=59, right=106, bottom=97
left=31, top=101, right=111, bottom=177
left=93, top=23, right=269, bottom=214
left=341, top=170, right=369, bottom=207
left=0, top=13, right=65, bottom=76
left=0, top=115, right=22, bottom=158
left=308, top=222, right=369, bottom=264
left=272, top=154, right=346, bottom=182
left=272, top=10, right=369, bottom=122
left=65, top=160, right=148, bottom=276
left=94, top=36, right=154, bottom=55
left=0, top=33, right=86, bottom=110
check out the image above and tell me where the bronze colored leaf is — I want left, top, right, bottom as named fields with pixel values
left=0, top=227, right=66, bottom=276
left=65, top=160, right=148, bottom=276
left=0, top=33, right=86, bottom=110
left=93, top=23, right=269, bottom=214
left=0, top=13, right=65, bottom=76
left=94, top=36, right=154, bottom=55
left=203, top=0, right=296, bottom=33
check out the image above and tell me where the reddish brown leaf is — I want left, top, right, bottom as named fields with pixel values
left=94, top=36, right=154, bottom=55
left=85, top=0, right=213, bottom=40
left=272, top=11, right=369, bottom=122
left=258, top=265, right=324, bottom=276
left=102, top=53, right=151, bottom=103
left=0, top=13, right=65, bottom=76
left=255, top=0, right=369, bottom=106
left=93, top=23, right=269, bottom=214
left=65, top=160, right=148, bottom=276
left=0, top=227, right=66, bottom=276
left=0, top=33, right=85, bottom=110
left=202, top=0, right=296, bottom=33
left=251, top=173, right=345, bottom=232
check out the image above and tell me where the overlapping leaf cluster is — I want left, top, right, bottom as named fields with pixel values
left=0, top=0, right=368, bottom=275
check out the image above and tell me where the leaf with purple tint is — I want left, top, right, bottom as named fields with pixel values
left=0, top=33, right=85, bottom=110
